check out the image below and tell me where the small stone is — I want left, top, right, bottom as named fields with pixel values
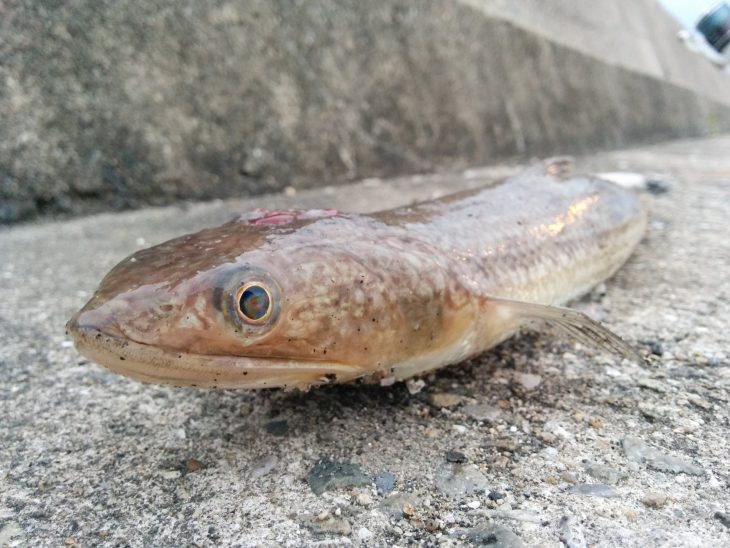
left=494, top=439, right=517, bottom=452
left=714, top=511, right=730, bottom=529
left=638, top=402, right=664, bottom=421
left=686, top=393, right=712, bottom=410
left=649, top=341, right=664, bottom=356
left=356, top=493, right=373, bottom=506
left=159, top=470, right=181, bottom=480
left=642, top=491, right=669, bottom=509
left=406, top=378, right=426, bottom=395
left=543, top=419, right=573, bottom=440
left=539, top=432, right=556, bottom=444
left=452, top=424, right=468, bottom=434
left=379, top=492, right=418, bottom=519
left=306, top=457, right=371, bottom=495
left=265, top=419, right=289, bottom=437
left=446, top=450, right=467, bottom=463
left=462, top=523, right=525, bottom=547
left=466, top=500, right=481, bottom=509
left=184, top=458, right=204, bottom=473
left=488, top=490, right=505, bottom=501
left=560, top=471, right=578, bottom=484
left=375, top=472, right=396, bottom=495
left=637, top=378, right=668, bottom=393
left=559, top=515, right=587, bottom=548
left=356, top=527, right=373, bottom=541
left=588, top=418, right=603, bottom=429
left=249, top=454, right=278, bottom=479
left=567, top=484, right=618, bottom=498
left=428, top=392, right=465, bottom=407
left=424, top=427, right=442, bottom=438
left=301, top=514, right=351, bottom=536
left=622, top=436, right=704, bottom=476
left=482, top=509, right=543, bottom=524
left=434, top=462, right=489, bottom=498
left=462, top=403, right=504, bottom=423
left=583, top=462, right=627, bottom=485
left=424, top=519, right=441, bottom=532
left=516, top=373, right=542, bottom=390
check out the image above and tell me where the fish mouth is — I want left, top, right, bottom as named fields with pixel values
left=66, top=317, right=370, bottom=390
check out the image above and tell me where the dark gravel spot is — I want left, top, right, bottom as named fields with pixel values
left=265, top=420, right=289, bottom=437
left=715, top=512, right=730, bottom=529
left=446, top=450, right=468, bottom=463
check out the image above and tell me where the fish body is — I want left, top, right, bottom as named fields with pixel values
left=67, top=163, right=646, bottom=389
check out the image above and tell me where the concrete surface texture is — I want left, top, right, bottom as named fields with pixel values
left=1, top=135, right=730, bottom=546
left=3, top=0, right=730, bottom=223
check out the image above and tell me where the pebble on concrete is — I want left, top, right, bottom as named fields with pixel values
left=434, top=461, right=489, bottom=498
left=460, top=522, right=526, bottom=548
left=305, top=458, right=371, bottom=495
left=375, top=472, right=396, bottom=496
left=622, top=436, right=704, bottom=476
left=559, top=515, right=588, bottom=548
left=583, top=462, right=627, bottom=485
left=428, top=392, right=466, bottom=408
left=378, top=493, right=418, bottom=519
left=567, top=484, right=618, bottom=498
left=642, top=491, right=669, bottom=509
left=299, top=513, right=352, bottom=536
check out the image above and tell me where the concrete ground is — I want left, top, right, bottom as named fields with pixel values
left=1, top=136, right=730, bottom=547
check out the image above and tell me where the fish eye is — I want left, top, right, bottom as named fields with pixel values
left=236, top=282, right=273, bottom=324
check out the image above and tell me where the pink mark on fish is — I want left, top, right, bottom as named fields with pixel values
left=244, top=208, right=342, bottom=225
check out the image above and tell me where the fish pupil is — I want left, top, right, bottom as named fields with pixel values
left=239, top=285, right=270, bottom=321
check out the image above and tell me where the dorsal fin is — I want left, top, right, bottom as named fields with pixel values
left=522, top=156, right=575, bottom=181
left=235, top=208, right=342, bottom=225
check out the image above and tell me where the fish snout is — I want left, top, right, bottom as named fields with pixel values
left=67, top=291, right=165, bottom=345
left=67, top=304, right=127, bottom=341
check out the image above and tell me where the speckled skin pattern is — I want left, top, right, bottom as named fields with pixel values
left=67, top=170, right=646, bottom=389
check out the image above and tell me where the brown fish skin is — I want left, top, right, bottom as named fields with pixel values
left=67, top=166, right=646, bottom=389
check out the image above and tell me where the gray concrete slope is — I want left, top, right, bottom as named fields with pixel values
left=1, top=136, right=730, bottom=546
left=465, top=0, right=730, bottom=105
left=3, top=0, right=730, bottom=223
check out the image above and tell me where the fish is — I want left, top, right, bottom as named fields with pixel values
left=66, top=159, right=647, bottom=390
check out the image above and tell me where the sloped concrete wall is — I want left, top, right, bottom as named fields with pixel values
left=463, top=0, right=730, bottom=105
left=2, top=0, right=730, bottom=223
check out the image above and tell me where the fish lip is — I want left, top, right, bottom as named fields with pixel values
left=67, top=319, right=370, bottom=390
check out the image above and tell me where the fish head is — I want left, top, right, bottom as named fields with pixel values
left=67, top=217, right=406, bottom=389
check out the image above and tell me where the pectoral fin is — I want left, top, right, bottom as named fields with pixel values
left=491, top=297, right=643, bottom=362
